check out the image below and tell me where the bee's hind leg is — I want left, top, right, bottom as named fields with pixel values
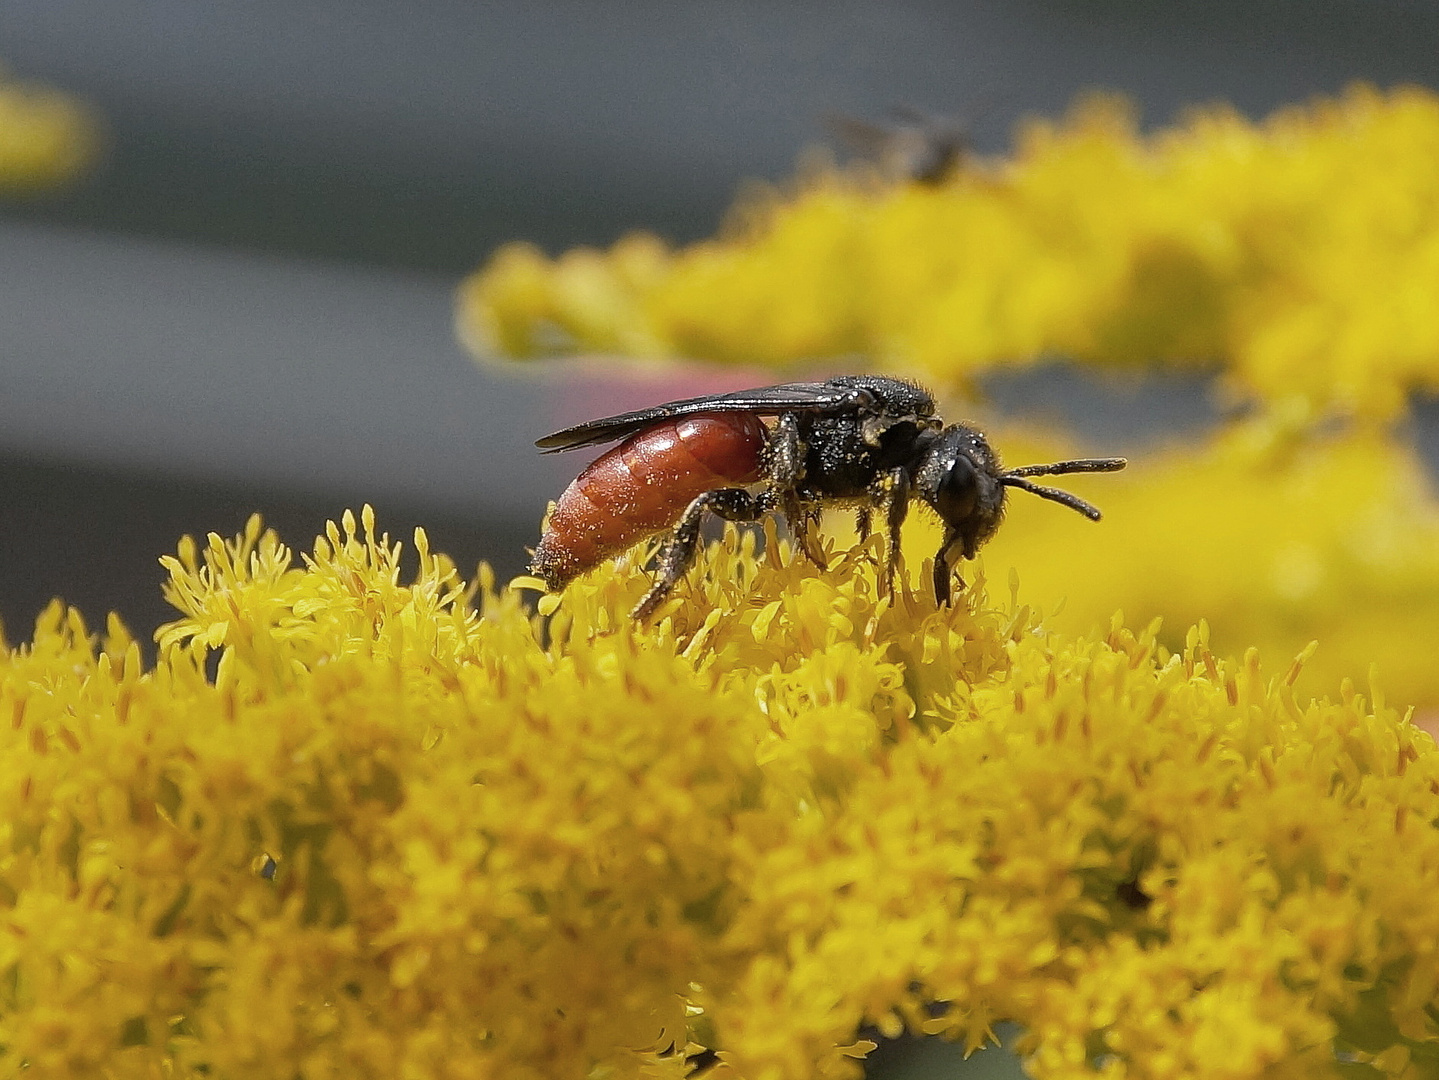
left=633, top=488, right=763, bottom=621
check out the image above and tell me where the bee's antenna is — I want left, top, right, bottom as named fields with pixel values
left=999, top=457, right=1126, bottom=521
left=999, top=476, right=1104, bottom=520
left=1004, top=458, right=1128, bottom=479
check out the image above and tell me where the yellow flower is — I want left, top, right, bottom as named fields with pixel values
left=0, top=69, right=98, bottom=190
left=0, top=509, right=1434, bottom=1078
left=459, top=84, right=1439, bottom=422
left=858, top=412, right=1439, bottom=709
left=457, top=82, right=1439, bottom=706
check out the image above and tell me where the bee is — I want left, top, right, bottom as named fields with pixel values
left=825, top=105, right=970, bottom=184
left=532, top=375, right=1126, bottom=620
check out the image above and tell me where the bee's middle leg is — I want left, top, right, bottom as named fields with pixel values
left=766, top=414, right=828, bottom=568
left=870, top=467, right=911, bottom=597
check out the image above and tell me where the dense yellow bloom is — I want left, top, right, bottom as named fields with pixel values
left=0, top=69, right=97, bottom=189
left=459, top=84, right=1439, bottom=421
left=869, top=412, right=1439, bottom=710
left=1, top=509, right=1436, bottom=1078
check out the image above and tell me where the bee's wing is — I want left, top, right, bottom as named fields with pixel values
left=535, top=380, right=872, bottom=452
left=823, top=112, right=899, bottom=158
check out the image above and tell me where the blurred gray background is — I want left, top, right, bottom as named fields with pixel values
left=0, top=2, right=1436, bottom=1076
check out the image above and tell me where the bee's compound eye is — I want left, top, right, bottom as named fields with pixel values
left=936, top=453, right=979, bottom=523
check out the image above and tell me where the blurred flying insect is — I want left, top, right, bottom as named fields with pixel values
left=531, top=375, right=1126, bottom=620
left=825, top=105, right=971, bottom=184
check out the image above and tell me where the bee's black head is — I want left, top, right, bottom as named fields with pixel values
left=916, top=425, right=1128, bottom=560
left=913, top=425, right=1006, bottom=559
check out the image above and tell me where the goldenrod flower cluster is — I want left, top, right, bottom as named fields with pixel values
left=0, top=69, right=97, bottom=190
left=458, top=84, right=1439, bottom=706
left=3, top=508, right=1436, bottom=1079
left=882, top=414, right=1439, bottom=711
left=459, top=84, right=1439, bottom=422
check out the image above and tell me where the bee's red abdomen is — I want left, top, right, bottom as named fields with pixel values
left=532, top=413, right=767, bottom=589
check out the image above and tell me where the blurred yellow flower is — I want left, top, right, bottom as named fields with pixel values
left=0, top=69, right=98, bottom=190
left=458, top=82, right=1439, bottom=706
left=868, top=412, right=1439, bottom=710
left=0, top=509, right=1435, bottom=1078
left=459, top=84, right=1439, bottom=422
